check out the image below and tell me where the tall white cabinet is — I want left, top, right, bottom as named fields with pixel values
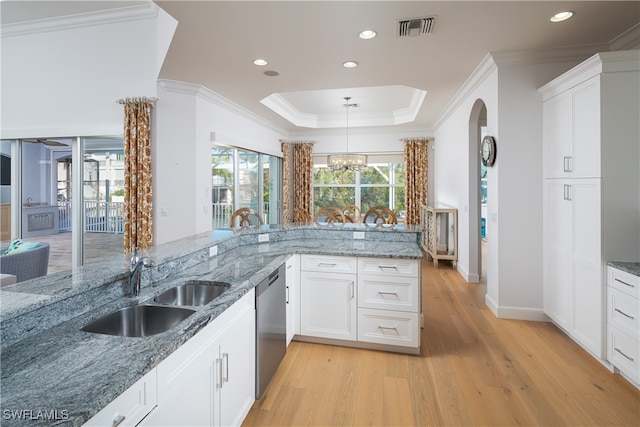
left=540, top=50, right=640, bottom=359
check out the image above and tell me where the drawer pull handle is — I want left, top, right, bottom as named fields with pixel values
left=615, top=278, right=636, bottom=288
left=614, top=347, right=634, bottom=362
left=113, top=415, right=125, bottom=427
left=216, top=357, right=223, bottom=389
left=378, top=265, right=398, bottom=270
left=318, top=262, right=337, bottom=267
left=378, top=325, right=399, bottom=334
left=378, top=291, right=399, bottom=296
left=223, top=352, right=229, bottom=383
left=614, top=308, right=635, bottom=320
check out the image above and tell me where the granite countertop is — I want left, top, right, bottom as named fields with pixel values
left=607, top=261, right=640, bottom=277
left=0, top=232, right=422, bottom=426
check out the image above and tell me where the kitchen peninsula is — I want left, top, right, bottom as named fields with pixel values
left=0, top=224, right=422, bottom=426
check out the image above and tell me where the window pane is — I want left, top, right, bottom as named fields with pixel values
left=394, top=187, right=405, bottom=218
left=394, top=162, right=406, bottom=185
left=361, top=164, right=390, bottom=185
left=263, top=154, right=280, bottom=224
left=211, top=146, right=233, bottom=228
left=313, top=187, right=355, bottom=212
left=238, top=150, right=259, bottom=211
left=361, top=187, right=389, bottom=213
left=314, top=165, right=355, bottom=184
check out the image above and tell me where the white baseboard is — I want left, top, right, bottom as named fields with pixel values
left=456, top=264, right=479, bottom=283
left=485, top=294, right=549, bottom=321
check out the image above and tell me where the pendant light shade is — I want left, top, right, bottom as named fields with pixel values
left=328, top=97, right=368, bottom=171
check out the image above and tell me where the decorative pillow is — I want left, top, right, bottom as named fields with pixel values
left=1, top=239, right=41, bottom=255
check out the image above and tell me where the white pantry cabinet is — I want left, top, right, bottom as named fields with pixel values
left=300, top=255, right=357, bottom=341
left=540, top=50, right=640, bottom=360
left=155, top=289, right=255, bottom=426
left=285, top=254, right=300, bottom=346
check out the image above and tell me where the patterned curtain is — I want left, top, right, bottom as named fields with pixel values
left=403, top=137, right=431, bottom=226
left=120, top=97, right=156, bottom=253
left=281, top=140, right=314, bottom=223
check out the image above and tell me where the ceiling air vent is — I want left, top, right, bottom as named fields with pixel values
left=397, top=16, right=435, bottom=37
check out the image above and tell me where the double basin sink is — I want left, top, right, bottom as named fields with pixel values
left=81, top=280, right=229, bottom=337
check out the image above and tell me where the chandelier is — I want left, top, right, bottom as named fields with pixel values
left=328, top=97, right=368, bottom=171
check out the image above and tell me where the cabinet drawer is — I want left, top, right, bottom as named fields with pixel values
left=607, top=325, right=640, bottom=385
left=357, top=308, right=419, bottom=348
left=358, top=274, right=419, bottom=313
left=608, top=287, right=639, bottom=335
left=608, top=267, right=639, bottom=299
left=358, top=257, right=419, bottom=278
left=300, top=255, right=357, bottom=274
left=85, top=369, right=157, bottom=427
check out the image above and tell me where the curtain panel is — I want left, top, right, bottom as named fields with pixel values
left=403, top=137, right=431, bottom=226
left=281, top=140, right=314, bottom=223
left=120, top=97, right=156, bottom=253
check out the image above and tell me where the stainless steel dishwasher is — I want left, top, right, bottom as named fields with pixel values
left=255, top=263, right=286, bottom=399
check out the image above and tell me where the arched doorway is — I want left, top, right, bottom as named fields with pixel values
left=468, top=99, right=487, bottom=283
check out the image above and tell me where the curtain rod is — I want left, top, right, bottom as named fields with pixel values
left=116, top=97, right=158, bottom=105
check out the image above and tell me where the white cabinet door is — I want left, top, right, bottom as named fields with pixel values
left=300, top=270, right=356, bottom=341
left=286, top=254, right=300, bottom=346
left=571, top=179, right=602, bottom=355
left=543, top=178, right=602, bottom=356
left=215, top=295, right=255, bottom=427
left=543, top=76, right=601, bottom=179
left=543, top=179, right=573, bottom=330
left=571, top=77, right=601, bottom=178
left=543, top=92, right=572, bottom=178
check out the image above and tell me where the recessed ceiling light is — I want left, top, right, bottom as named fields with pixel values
left=343, top=61, right=358, bottom=68
left=550, top=11, right=574, bottom=22
left=359, top=30, right=377, bottom=39
left=264, top=70, right=279, bottom=77
left=253, top=59, right=268, bottom=66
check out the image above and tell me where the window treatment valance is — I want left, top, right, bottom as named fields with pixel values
left=281, top=140, right=315, bottom=224
left=403, top=137, right=431, bottom=226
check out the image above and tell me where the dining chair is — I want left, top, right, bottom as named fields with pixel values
left=363, top=206, right=397, bottom=226
left=343, top=204, right=361, bottom=224
left=313, top=206, right=347, bottom=226
left=230, top=207, right=264, bottom=229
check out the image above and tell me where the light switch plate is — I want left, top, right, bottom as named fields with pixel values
left=209, top=246, right=218, bottom=257
left=258, top=234, right=269, bottom=243
left=353, top=232, right=365, bottom=240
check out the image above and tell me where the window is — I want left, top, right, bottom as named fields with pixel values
left=211, top=145, right=281, bottom=228
left=313, top=160, right=405, bottom=221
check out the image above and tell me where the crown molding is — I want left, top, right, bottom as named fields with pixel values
left=431, top=53, right=497, bottom=130
left=610, top=23, right=640, bottom=51
left=157, top=79, right=288, bottom=136
left=490, top=44, right=609, bottom=67
left=1, top=3, right=159, bottom=38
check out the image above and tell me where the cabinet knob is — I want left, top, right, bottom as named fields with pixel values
left=112, top=415, right=125, bottom=427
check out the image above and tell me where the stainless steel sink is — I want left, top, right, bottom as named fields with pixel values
left=154, top=281, right=230, bottom=306
left=81, top=305, right=195, bottom=337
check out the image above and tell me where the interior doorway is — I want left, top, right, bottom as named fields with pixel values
left=468, top=99, right=487, bottom=284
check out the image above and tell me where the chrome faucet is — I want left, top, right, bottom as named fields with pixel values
left=129, top=247, right=154, bottom=297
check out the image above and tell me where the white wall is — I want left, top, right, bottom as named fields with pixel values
left=0, top=3, right=176, bottom=139
left=153, top=80, right=287, bottom=244
left=433, top=53, right=586, bottom=320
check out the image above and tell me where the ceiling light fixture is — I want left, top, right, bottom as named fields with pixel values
left=359, top=29, right=377, bottom=39
left=550, top=11, right=574, bottom=22
left=327, top=97, right=368, bottom=171
left=253, top=59, right=268, bottom=66
left=342, top=61, right=358, bottom=68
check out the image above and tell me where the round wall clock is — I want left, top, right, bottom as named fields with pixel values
left=481, top=135, right=496, bottom=167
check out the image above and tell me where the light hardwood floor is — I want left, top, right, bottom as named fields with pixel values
left=243, top=260, right=640, bottom=426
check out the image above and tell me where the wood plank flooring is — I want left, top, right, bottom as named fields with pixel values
left=243, top=261, right=640, bottom=426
